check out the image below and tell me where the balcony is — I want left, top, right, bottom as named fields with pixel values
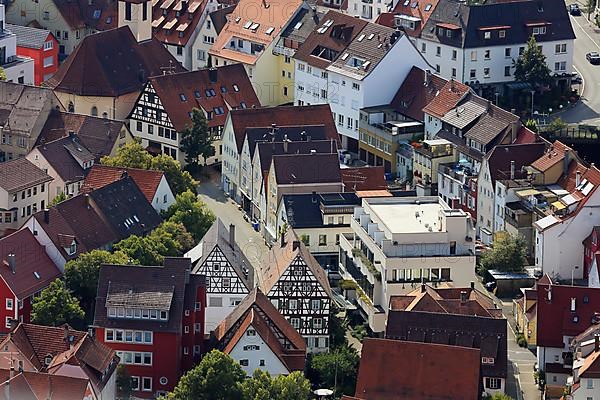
left=438, top=162, right=475, bottom=186
left=273, top=44, right=295, bottom=57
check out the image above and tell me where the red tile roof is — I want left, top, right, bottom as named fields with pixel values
left=351, top=338, right=481, bottom=400
left=0, top=230, right=61, bottom=299
left=214, top=289, right=306, bottom=372
left=230, top=104, right=338, bottom=153
left=146, top=64, right=260, bottom=131
left=513, top=125, right=540, bottom=144
left=152, top=0, right=207, bottom=46
left=272, top=153, right=341, bottom=185
left=340, top=166, right=387, bottom=192
left=531, top=141, right=573, bottom=172
left=579, top=349, right=600, bottom=379
left=50, top=0, right=117, bottom=31
left=391, top=66, right=447, bottom=122
left=1, top=371, right=90, bottom=400
left=422, top=79, right=470, bottom=118
left=82, top=165, right=164, bottom=203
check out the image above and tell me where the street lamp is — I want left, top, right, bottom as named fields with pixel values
left=530, top=90, right=535, bottom=116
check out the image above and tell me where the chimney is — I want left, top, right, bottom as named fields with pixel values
left=595, top=334, right=600, bottom=352
left=208, top=68, right=218, bottom=83
left=121, top=170, right=128, bottom=179
left=470, top=281, right=475, bottom=290
left=292, top=240, right=301, bottom=251
left=564, top=149, right=571, bottom=176
left=84, top=193, right=90, bottom=209
left=283, top=134, right=289, bottom=153
left=576, top=170, right=581, bottom=187
left=510, top=160, right=515, bottom=180
left=511, top=120, right=519, bottom=143
left=229, top=224, right=235, bottom=247
left=68, top=130, right=75, bottom=139
left=421, top=283, right=426, bottom=293
left=43, top=209, right=49, bottom=224
left=424, top=68, right=431, bottom=86
left=312, top=191, right=317, bottom=204
left=7, top=253, right=15, bottom=274
left=280, top=231, right=286, bottom=248
left=460, top=290, right=467, bottom=304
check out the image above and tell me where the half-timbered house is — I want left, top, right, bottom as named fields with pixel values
left=187, top=218, right=255, bottom=333
left=257, top=228, right=332, bottom=353
left=212, top=288, right=306, bottom=376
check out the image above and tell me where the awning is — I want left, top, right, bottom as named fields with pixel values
left=551, top=201, right=566, bottom=210
left=517, top=188, right=540, bottom=197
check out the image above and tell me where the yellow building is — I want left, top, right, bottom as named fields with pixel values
left=413, top=138, right=456, bottom=186
left=209, top=0, right=305, bottom=106
left=513, top=288, right=537, bottom=347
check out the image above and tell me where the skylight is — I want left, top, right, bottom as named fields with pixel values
left=294, top=21, right=303, bottom=30
left=194, top=90, right=201, bottom=98
left=243, top=20, right=253, bottom=29
left=179, top=93, right=187, bottom=101
left=403, top=0, right=409, bottom=5
left=424, top=3, right=432, bottom=11
left=92, top=9, right=101, bottom=19
left=411, top=1, right=418, bottom=8
left=250, top=23, right=260, bottom=30
left=357, top=34, right=365, bottom=42
left=34, top=272, right=40, bottom=279
left=266, top=27, right=275, bottom=35
left=240, top=102, right=247, bottom=108
left=367, top=33, right=375, bottom=40
left=233, top=84, right=240, bottom=92
left=235, top=17, right=241, bottom=23
left=341, top=53, right=349, bottom=60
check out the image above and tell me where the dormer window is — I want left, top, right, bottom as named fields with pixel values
left=532, top=26, right=546, bottom=35
left=44, top=355, right=53, bottom=366
left=484, top=31, right=491, bottom=39
left=66, top=240, right=77, bottom=256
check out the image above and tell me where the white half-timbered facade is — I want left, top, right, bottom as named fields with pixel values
left=258, top=229, right=332, bottom=352
left=187, top=219, right=254, bottom=332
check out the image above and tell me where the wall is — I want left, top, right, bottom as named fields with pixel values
left=24, top=217, right=67, bottom=271
left=0, top=277, right=16, bottom=335
left=151, top=176, right=175, bottom=212
left=205, top=292, right=246, bottom=333
left=0, top=180, right=51, bottom=233
left=55, top=91, right=139, bottom=121
left=229, top=325, right=289, bottom=376
left=477, top=158, right=495, bottom=242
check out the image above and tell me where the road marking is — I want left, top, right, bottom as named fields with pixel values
left=571, top=15, right=600, bottom=50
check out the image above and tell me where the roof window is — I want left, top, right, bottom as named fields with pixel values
left=179, top=93, right=187, bottom=101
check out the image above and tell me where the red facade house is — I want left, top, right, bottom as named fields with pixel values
left=93, top=258, right=206, bottom=398
left=0, top=229, right=61, bottom=334
left=6, top=24, right=59, bottom=86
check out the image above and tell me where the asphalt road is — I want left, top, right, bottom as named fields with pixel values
left=561, top=6, right=600, bottom=125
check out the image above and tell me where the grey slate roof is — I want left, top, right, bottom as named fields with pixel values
left=273, top=153, right=341, bottom=185
left=245, top=124, right=329, bottom=159
left=6, top=24, right=51, bottom=49
left=282, top=192, right=359, bottom=228
left=37, top=135, right=91, bottom=184
left=0, top=158, right=52, bottom=193
left=209, top=5, right=235, bottom=35
left=440, top=99, right=487, bottom=129
left=106, top=281, right=174, bottom=310
left=421, top=0, right=575, bottom=48
left=0, top=82, right=59, bottom=137
left=464, top=103, right=518, bottom=145
left=256, top=139, right=338, bottom=175
left=280, top=7, right=325, bottom=45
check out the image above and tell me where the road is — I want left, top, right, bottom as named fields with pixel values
left=561, top=4, right=600, bottom=125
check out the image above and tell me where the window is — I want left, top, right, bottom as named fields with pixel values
left=482, top=357, right=495, bottom=364
left=484, top=49, right=490, bottom=60
left=240, top=359, right=249, bottom=366
left=451, top=68, right=457, bottom=78
left=176, top=46, right=183, bottom=55
left=436, top=46, right=441, bottom=56
left=131, top=377, right=140, bottom=391
left=259, top=360, right=265, bottom=366
left=311, top=299, right=320, bottom=310
left=555, top=43, right=567, bottom=54
left=106, top=330, right=114, bottom=341
left=291, top=318, right=300, bottom=329
left=587, top=379, right=593, bottom=389
left=452, top=49, right=457, bottom=60
left=484, top=31, right=491, bottom=39
left=533, top=26, right=546, bottom=35
left=352, top=82, right=360, bottom=91
left=319, top=234, right=327, bottom=246
left=136, top=121, right=142, bottom=132
left=125, top=2, right=132, bottom=20
left=485, top=377, right=500, bottom=390
left=142, top=377, right=152, bottom=392
left=313, top=318, right=323, bottom=329
left=5, top=299, right=12, bottom=311
left=421, top=42, right=426, bottom=52
left=505, top=47, right=511, bottom=57
left=43, top=56, right=53, bottom=67
left=159, top=377, right=168, bottom=386
left=483, top=68, right=490, bottom=78
left=499, top=30, right=506, bottom=38
left=4, top=317, right=10, bottom=329
left=470, top=50, right=477, bottom=61
left=504, top=66, right=511, bottom=77
left=289, top=299, right=297, bottom=310
left=470, top=69, right=476, bottom=79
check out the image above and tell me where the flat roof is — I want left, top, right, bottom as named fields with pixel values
left=370, top=202, right=443, bottom=234
left=423, top=139, right=452, bottom=146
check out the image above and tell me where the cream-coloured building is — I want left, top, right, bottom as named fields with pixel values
left=339, top=196, right=476, bottom=333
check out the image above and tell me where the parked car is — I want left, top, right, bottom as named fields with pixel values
left=572, top=74, right=583, bottom=84
left=587, top=51, right=600, bottom=64
left=570, top=3, right=581, bottom=15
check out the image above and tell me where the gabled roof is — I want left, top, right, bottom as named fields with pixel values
left=0, top=83, right=60, bottom=137
left=0, top=371, right=89, bottom=400
left=531, top=141, right=573, bottom=172
left=209, top=5, right=236, bottom=35
left=256, top=139, right=338, bottom=176
left=580, top=350, right=600, bottom=379
left=464, top=102, right=519, bottom=145
left=385, top=0, right=440, bottom=37
left=272, top=153, right=341, bottom=185
left=209, top=0, right=303, bottom=64
left=340, top=166, right=387, bottom=192
left=422, top=79, right=470, bottom=118
left=6, top=24, right=53, bottom=49
left=213, top=288, right=306, bottom=372
left=94, top=258, right=201, bottom=333
left=279, top=7, right=325, bottom=46
left=0, top=323, right=118, bottom=393
left=245, top=124, right=330, bottom=159
left=152, top=0, right=206, bottom=46
left=144, top=64, right=259, bottom=131
left=390, top=66, right=447, bottom=122
left=0, top=158, right=52, bottom=193
left=47, top=0, right=117, bottom=31
left=82, top=165, right=165, bottom=203
left=35, top=110, right=128, bottom=159
left=35, top=135, right=92, bottom=184
left=350, top=338, right=481, bottom=400
left=281, top=192, right=360, bottom=229
left=229, top=104, right=338, bottom=153
left=257, top=229, right=331, bottom=296
left=191, top=218, right=254, bottom=290
left=486, top=142, right=547, bottom=184
left=294, top=10, right=367, bottom=70
left=46, top=26, right=185, bottom=97
left=0, top=230, right=61, bottom=299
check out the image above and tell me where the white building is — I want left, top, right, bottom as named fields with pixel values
left=294, top=10, right=429, bottom=150
left=191, top=5, right=234, bottom=70
left=0, top=6, right=34, bottom=84
left=417, top=0, right=575, bottom=93
left=339, top=196, right=476, bottom=333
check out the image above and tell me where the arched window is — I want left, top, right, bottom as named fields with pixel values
left=68, top=101, right=75, bottom=113
left=91, top=106, right=98, bottom=116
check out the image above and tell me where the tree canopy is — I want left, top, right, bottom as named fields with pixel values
left=101, top=141, right=197, bottom=195
left=480, top=234, right=528, bottom=273
left=31, top=280, right=85, bottom=328
left=308, top=344, right=360, bottom=396
left=514, top=35, right=552, bottom=88
left=241, top=370, right=311, bottom=400
left=179, top=108, right=215, bottom=168
left=162, top=190, right=215, bottom=242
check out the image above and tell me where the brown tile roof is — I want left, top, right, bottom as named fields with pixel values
left=0, top=373, right=38, bottom=400
left=35, top=135, right=92, bottom=184
left=152, top=0, right=207, bottom=46
left=0, top=230, right=61, bottom=299
left=82, top=165, right=164, bottom=203
left=94, top=258, right=198, bottom=334
left=145, top=64, right=260, bottom=131
left=213, top=288, right=306, bottom=372
left=35, top=110, right=128, bottom=159
left=106, top=281, right=174, bottom=310
left=487, top=142, right=547, bottom=184
left=340, top=166, right=387, bottom=192
left=531, top=141, right=574, bottom=173
left=209, top=0, right=303, bottom=64
left=0, top=371, right=90, bottom=400
left=391, top=67, right=447, bottom=122
left=230, top=104, right=338, bottom=153
left=464, top=103, right=519, bottom=145
left=35, top=0, right=117, bottom=31
left=294, top=10, right=367, bottom=70
left=351, top=338, right=481, bottom=400
left=422, top=79, right=470, bottom=118
left=256, top=139, right=337, bottom=176
left=257, top=228, right=331, bottom=296
left=46, top=27, right=185, bottom=97
left=272, top=153, right=341, bottom=185
left=0, top=158, right=52, bottom=193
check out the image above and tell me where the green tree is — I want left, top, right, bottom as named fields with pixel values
left=480, top=234, right=527, bottom=274
left=31, top=280, right=85, bottom=328
left=583, top=0, right=597, bottom=20
left=64, top=249, right=129, bottom=318
left=152, top=221, right=195, bottom=256
left=514, top=36, right=552, bottom=88
left=484, top=394, right=514, bottom=400
left=101, top=141, right=197, bottom=195
left=546, top=117, right=567, bottom=134
left=308, top=344, right=360, bottom=396
left=241, top=370, right=311, bottom=400
left=116, top=365, right=133, bottom=399
left=0, top=67, right=7, bottom=82
left=525, top=119, right=539, bottom=133
left=179, top=108, right=215, bottom=169
left=50, top=191, right=68, bottom=206
left=163, top=190, right=215, bottom=242
left=113, top=235, right=165, bottom=266
left=167, top=350, right=246, bottom=400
